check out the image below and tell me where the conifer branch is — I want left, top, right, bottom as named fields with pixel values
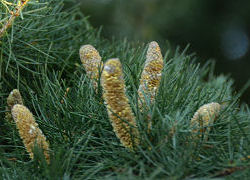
left=0, top=0, right=30, bottom=38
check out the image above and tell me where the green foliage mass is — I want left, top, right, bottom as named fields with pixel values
left=0, top=0, right=250, bottom=179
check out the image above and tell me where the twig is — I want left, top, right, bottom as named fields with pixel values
left=214, top=156, right=250, bottom=177
left=215, top=166, right=247, bottom=177
left=0, top=0, right=30, bottom=38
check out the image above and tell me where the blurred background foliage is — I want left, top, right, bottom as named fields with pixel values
left=78, top=0, right=250, bottom=104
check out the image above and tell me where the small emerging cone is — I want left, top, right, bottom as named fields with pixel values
left=60, top=87, right=70, bottom=104
left=6, top=89, right=24, bottom=122
left=79, top=44, right=103, bottom=89
left=190, top=102, right=221, bottom=140
left=101, top=58, right=139, bottom=149
left=11, top=104, right=50, bottom=163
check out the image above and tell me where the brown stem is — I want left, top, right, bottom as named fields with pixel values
left=0, top=0, right=30, bottom=38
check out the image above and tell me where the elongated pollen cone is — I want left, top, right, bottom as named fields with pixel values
left=101, top=58, right=139, bottom=149
left=11, top=104, right=50, bottom=163
left=138, top=41, right=164, bottom=131
left=79, top=44, right=103, bottom=89
left=138, top=41, right=164, bottom=107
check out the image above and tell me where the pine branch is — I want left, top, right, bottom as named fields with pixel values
left=0, top=0, right=250, bottom=179
left=0, top=0, right=30, bottom=38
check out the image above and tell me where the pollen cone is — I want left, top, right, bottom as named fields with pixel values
left=6, top=89, right=24, bottom=122
left=138, top=41, right=164, bottom=131
left=191, top=102, right=221, bottom=140
left=138, top=41, right=164, bottom=107
left=101, top=58, right=139, bottom=149
left=11, top=104, right=50, bottom=163
left=79, top=44, right=103, bottom=89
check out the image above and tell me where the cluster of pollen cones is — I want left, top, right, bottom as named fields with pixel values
left=6, top=89, right=50, bottom=163
left=79, top=41, right=222, bottom=150
left=3, top=41, right=223, bottom=163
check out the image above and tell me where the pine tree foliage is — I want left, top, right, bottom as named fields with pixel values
left=0, top=0, right=250, bottom=179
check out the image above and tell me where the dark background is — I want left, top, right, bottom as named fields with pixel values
left=78, top=0, right=250, bottom=104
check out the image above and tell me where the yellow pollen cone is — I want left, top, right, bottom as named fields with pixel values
left=191, top=102, right=221, bottom=140
left=6, top=89, right=24, bottom=122
left=101, top=58, right=139, bottom=149
left=138, top=41, right=164, bottom=107
left=79, top=44, right=103, bottom=90
left=138, top=41, right=164, bottom=130
left=11, top=104, right=50, bottom=163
